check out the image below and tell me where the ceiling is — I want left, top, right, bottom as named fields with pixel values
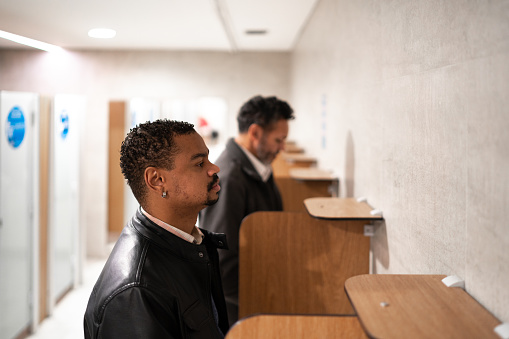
left=0, top=0, right=319, bottom=52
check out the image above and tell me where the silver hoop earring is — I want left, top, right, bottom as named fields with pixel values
left=162, top=191, right=167, bottom=198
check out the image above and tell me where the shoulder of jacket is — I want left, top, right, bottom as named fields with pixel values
left=201, top=229, right=228, bottom=250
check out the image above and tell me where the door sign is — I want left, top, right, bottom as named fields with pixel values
left=60, top=110, right=69, bottom=140
left=5, top=106, right=26, bottom=148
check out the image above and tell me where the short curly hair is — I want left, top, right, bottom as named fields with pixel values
left=120, top=119, right=195, bottom=205
left=237, top=95, right=294, bottom=133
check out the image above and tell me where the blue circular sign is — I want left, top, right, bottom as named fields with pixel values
left=60, top=110, right=69, bottom=139
left=6, top=106, right=26, bottom=148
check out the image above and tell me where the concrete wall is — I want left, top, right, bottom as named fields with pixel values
left=0, top=49, right=291, bottom=257
left=290, top=0, right=509, bottom=322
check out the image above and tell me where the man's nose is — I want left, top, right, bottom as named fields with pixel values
left=208, top=163, right=220, bottom=176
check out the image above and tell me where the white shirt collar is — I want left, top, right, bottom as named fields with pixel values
left=140, top=207, right=203, bottom=245
left=236, top=141, right=272, bottom=182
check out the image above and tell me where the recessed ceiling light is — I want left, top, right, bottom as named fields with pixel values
left=245, top=29, right=268, bottom=35
left=0, top=29, right=63, bottom=52
left=88, top=28, right=116, bottom=39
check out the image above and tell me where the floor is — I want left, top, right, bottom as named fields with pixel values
left=26, top=257, right=107, bottom=339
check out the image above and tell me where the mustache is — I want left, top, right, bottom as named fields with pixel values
left=207, top=174, right=219, bottom=191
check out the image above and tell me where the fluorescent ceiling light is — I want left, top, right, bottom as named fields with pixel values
left=88, top=28, right=116, bottom=39
left=0, top=29, right=63, bottom=52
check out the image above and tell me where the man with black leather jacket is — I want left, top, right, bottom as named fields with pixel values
left=84, top=120, right=229, bottom=338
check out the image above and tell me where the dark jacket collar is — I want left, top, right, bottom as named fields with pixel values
left=224, top=138, right=264, bottom=181
left=132, top=208, right=228, bottom=259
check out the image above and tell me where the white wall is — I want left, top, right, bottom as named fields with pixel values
left=290, top=0, right=509, bottom=323
left=0, top=49, right=291, bottom=257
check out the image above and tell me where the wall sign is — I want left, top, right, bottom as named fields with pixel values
left=6, top=106, right=26, bottom=148
left=60, top=110, right=69, bottom=140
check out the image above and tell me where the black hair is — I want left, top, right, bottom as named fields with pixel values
left=119, top=119, right=195, bottom=205
left=237, top=95, right=294, bottom=133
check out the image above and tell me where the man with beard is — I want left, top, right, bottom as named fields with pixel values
left=199, top=95, right=295, bottom=326
left=84, top=120, right=229, bottom=339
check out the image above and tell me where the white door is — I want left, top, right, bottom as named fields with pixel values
left=0, top=91, right=39, bottom=338
left=49, top=94, right=84, bottom=309
left=123, top=98, right=160, bottom=225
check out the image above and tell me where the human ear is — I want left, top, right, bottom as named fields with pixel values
left=247, top=124, right=263, bottom=142
left=144, top=167, right=165, bottom=196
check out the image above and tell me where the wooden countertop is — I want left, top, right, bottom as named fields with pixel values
left=289, top=168, right=338, bottom=181
left=284, top=144, right=304, bottom=153
left=304, top=197, right=382, bottom=220
left=226, top=314, right=367, bottom=339
left=345, top=274, right=502, bottom=339
left=281, top=152, right=317, bottom=163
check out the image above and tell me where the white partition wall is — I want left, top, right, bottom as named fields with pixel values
left=123, top=98, right=160, bottom=226
left=161, top=98, right=198, bottom=124
left=162, top=96, right=228, bottom=162
left=0, top=91, right=40, bottom=338
left=196, top=97, right=228, bottom=162
left=48, top=94, right=85, bottom=311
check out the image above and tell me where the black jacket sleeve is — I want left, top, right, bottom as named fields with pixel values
left=95, top=287, right=181, bottom=339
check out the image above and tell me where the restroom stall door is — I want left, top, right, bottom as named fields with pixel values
left=123, top=98, right=160, bottom=226
left=0, top=91, right=39, bottom=338
left=48, top=94, right=84, bottom=309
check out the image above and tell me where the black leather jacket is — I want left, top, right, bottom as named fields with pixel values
left=84, top=209, right=229, bottom=339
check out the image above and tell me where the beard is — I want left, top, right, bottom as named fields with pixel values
left=205, top=195, right=219, bottom=206
left=256, top=136, right=278, bottom=164
left=205, top=174, right=220, bottom=206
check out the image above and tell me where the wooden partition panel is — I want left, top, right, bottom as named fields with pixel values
left=226, top=315, right=367, bottom=339
left=239, top=211, right=369, bottom=318
left=108, top=101, right=126, bottom=235
left=276, top=178, right=335, bottom=212
left=272, top=152, right=316, bottom=178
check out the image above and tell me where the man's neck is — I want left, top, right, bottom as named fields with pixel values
left=235, top=134, right=255, bottom=155
left=169, top=216, right=199, bottom=235
left=234, top=136, right=273, bottom=182
left=144, top=204, right=199, bottom=235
